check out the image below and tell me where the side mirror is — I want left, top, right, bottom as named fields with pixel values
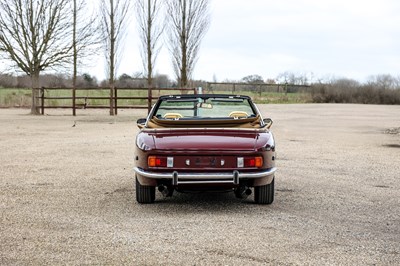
left=263, top=118, right=273, bottom=129
left=137, top=118, right=146, bottom=129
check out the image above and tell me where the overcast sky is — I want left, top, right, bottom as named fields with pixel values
left=90, top=0, right=400, bottom=83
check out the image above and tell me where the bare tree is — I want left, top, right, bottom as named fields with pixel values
left=165, top=0, right=210, bottom=88
left=135, top=0, right=164, bottom=87
left=72, top=0, right=100, bottom=115
left=99, top=0, right=131, bottom=115
left=276, top=71, right=311, bottom=86
left=242, top=74, right=264, bottom=84
left=0, top=0, right=73, bottom=114
left=367, top=74, right=397, bottom=90
left=135, top=0, right=164, bottom=111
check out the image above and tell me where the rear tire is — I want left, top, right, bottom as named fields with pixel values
left=135, top=176, right=155, bottom=204
left=254, top=177, right=274, bottom=204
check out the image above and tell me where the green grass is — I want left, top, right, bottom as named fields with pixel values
left=0, top=88, right=31, bottom=107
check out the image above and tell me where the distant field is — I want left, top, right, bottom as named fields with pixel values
left=0, top=88, right=310, bottom=108
left=2, top=84, right=400, bottom=109
left=0, top=88, right=32, bottom=107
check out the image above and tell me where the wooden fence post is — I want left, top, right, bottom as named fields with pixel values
left=40, top=88, right=45, bottom=115
left=72, top=86, right=76, bottom=116
left=109, top=85, right=114, bottom=116
left=148, top=87, right=152, bottom=114
left=114, top=87, right=118, bottom=115
left=285, top=82, right=288, bottom=96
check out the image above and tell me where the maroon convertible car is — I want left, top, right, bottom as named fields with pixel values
left=134, top=94, right=276, bottom=204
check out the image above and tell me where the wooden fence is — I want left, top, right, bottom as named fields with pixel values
left=36, top=87, right=198, bottom=116
left=206, top=82, right=310, bottom=95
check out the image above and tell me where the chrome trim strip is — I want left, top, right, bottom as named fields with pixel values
left=141, top=127, right=268, bottom=133
left=133, top=167, right=277, bottom=183
left=177, top=180, right=235, bottom=185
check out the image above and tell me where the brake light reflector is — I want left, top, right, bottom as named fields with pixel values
left=245, top=157, right=263, bottom=167
left=237, top=156, right=263, bottom=168
left=148, top=156, right=173, bottom=167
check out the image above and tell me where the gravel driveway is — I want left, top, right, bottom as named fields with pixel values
left=1, top=104, right=399, bottom=265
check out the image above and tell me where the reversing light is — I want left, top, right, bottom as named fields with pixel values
left=167, top=157, right=174, bottom=167
left=237, top=157, right=244, bottom=168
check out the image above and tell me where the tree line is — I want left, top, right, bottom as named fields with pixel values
left=1, top=71, right=400, bottom=105
left=0, top=0, right=210, bottom=114
left=0, top=72, right=176, bottom=89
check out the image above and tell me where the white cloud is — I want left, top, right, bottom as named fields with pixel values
left=87, top=0, right=400, bottom=83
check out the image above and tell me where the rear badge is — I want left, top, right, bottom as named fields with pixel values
left=185, top=159, right=190, bottom=166
left=210, top=158, right=216, bottom=166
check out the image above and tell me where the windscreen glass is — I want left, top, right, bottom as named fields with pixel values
left=155, top=97, right=256, bottom=119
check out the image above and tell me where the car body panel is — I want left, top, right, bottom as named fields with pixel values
left=133, top=94, right=276, bottom=203
left=137, top=128, right=272, bottom=151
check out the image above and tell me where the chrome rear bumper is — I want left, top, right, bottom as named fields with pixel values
left=133, top=167, right=277, bottom=185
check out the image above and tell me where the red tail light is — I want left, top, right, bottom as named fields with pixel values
left=148, top=156, right=173, bottom=167
left=237, top=156, right=263, bottom=168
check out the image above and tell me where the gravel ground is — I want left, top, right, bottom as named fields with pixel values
left=1, top=104, right=399, bottom=265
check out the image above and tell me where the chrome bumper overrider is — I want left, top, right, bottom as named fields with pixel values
left=133, top=167, right=277, bottom=185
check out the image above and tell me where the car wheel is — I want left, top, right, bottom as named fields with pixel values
left=254, top=177, right=274, bottom=204
left=135, top=176, right=155, bottom=203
